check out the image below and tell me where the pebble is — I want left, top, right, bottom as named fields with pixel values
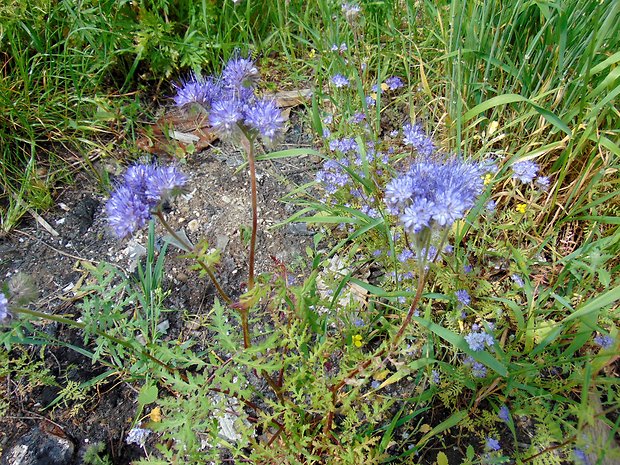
left=1, top=427, right=75, bottom=465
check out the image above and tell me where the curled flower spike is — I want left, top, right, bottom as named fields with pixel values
left=222, top=54, right=259, bottom=91
left=209, top=98, right=244, bottom=137
left=173, top=73, right=220, bottom=108
left=244, top=98, right=285, bottom=142
left=384, top=156, right=490, bottom=236
left=106, top=164, right=187, bottom=238
left=511, top=159, right=539, bottom=183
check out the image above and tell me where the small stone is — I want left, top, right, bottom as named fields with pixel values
left=1, top=427, right=75, bottom=465
left=187, top=219, right=200, bottom=232
left=287, top=223, right=312, bottom=236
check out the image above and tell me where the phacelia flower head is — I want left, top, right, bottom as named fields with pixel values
left=511, top=159, right=539, bottom=183
left=144, top=165, right=188, bottom=202
left=221, top=54, right=259, bottom=91
left=106, top=185, right=153, bottom=239
left=0, top=292, right=10, bottom=323
left=106, top=164, right=187, bottom=239
left=486, top=437, right=501, bottom=451
left=209, top=98, right=244, bottom=137
left=384, top=156, right=489, bottom=235
left=498, top=405, right=510, bottom=423
left=535, top=175, right=550, bottom=191
left=385, top=76, right=404, bottom=90
left=244, top=98, right=285, bottom=142
left=126, top=427, right=152, bottom=447
left=463, top=355, right=487, bottom=377
left=455, top=289, right=471, bottom=306
left=403, top=123, right=436, bottom=156
left=173, top=74, right=220, bottom=108
left=341, top=2, right=361, bottom=20
left=331, top=74, right=350, bottom=88
left=465, top=327, right=495, bottom=352
left=593, top=334, right=614, bottom=349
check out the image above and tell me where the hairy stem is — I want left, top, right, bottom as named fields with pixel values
left=240, top=133, right=259, bottom=290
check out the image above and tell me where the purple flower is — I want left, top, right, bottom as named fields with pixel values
left=385, top=156, right=489, bottom=232
left=331, top=74, right=350, bottom=88
left=221, top=54, right=259, bottom=91
left=145, top=165, right=187, bottom=202
left=403, top=123, right=436, bottom=156
left=593, top=334, right=614, bottom=349
left=173, top=74, right=221, bottom=108
left=331, top=43, right=348, bottom=52
left=465, top=328, right=494, bottom=351
left=0, top=292, right=10, bottom=323
left=341, top=2, right=361, bottom=20
left=401, top=198, right=434, bottom=233
left=398, top=249, right=415, bottom=263
left=574, top=448, right=593, bottom=465
left=124, top=164, right=158, bottom=192
left=244, top=99, right=285, bottom=141
left=350, top=112, right=366, bottom=124
left=498, top=405, right=510, bottom=423
left=316, top=160, right=350, bottom=194
left=431, top=369, right=440, bottom=384
left=511, top=274, right=525, bottom=288
left=463, top=264, right=473, bottom=273
left=209, top=98, right=244, bottom=136
left=106, top=164, right=187, bottom=238
left=126, top=427, right=152, bottom=447
left=535, top=176, right=550, bottom=190
left=455, top=290, right=471, bottom=306
left=464, top=356, right=487, bottom=377
left=385, top=76, right=404, bottom=90
left=106, top=186, right=152, bottom=238
left=486, top=437, right=501, bottom=451
left=511, top=160, right=539, bottom=183
left=365, top=95, right=376, bottom=107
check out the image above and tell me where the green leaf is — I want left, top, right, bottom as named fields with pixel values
left=562, top=285, right=620, bottom=323
left=436, top=451, right=449, bottom=465
left=138, top=383, right=158, bottom=406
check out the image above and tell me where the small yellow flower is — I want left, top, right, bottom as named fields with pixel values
left=488, top=120, right=499, bottom=136
left=352, top=334, right=363, bottom=347
left=149, top=407, right=162, bottom=423
left=516, top=203, right=527, bottom=214
left=308, top=49, right=316, bottom=59
left=483, top=173, right=493, bottom=185
left=380, top=83, right=389, bottom=92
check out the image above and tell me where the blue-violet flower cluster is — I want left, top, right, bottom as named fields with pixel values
left=402, top=123, right=435, bottom=156
left=465, top=324, right=495, bottom=352
left=106, top=164, right=187, bottom=238
left=385, top=155, right=490, bottom=234
left=173, top=55, right=284, bottom=143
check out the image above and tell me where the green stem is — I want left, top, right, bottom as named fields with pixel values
left=154, top=210, right=232, bottom=305
left=391, top=267, right=427, bottom=349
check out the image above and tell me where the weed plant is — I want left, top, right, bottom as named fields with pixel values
left=1, top=1, right=620, bottom=464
